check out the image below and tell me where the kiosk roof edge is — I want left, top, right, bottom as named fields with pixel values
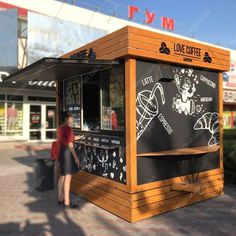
left=4, top=58, right=119, bottom=83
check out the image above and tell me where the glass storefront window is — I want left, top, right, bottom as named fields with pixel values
left=6, top=103, right=23, bottom=136
left=30, top=105, right=41, bottom=130
left=28, top=96, right=56, bottom=102
left=7, top=95, right=23, bottom=101
left=0, top=94, right=5, bottom=101
left=101, top=66, right=125, bottom=131
left=30, top=131, right=41, bottom=140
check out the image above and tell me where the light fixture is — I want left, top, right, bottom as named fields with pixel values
left=156, top=64, right=174, bottom=82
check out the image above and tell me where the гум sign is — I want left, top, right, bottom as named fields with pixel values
left=128, top=5, right=175, bottom=31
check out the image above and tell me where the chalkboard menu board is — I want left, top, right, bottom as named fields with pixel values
left=63, top=78, right=81, bottom=129
left=136, top=60, right=219, bottom=154
left=74, top=133, right=126, bottom=184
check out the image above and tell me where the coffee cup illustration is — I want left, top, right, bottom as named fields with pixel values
left=136, top=82, right=165, bottom=140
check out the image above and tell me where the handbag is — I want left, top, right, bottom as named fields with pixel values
left=50, top=141, right=60, bottom=160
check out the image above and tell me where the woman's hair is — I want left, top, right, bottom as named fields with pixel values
left=60, top=111, right=73, bottom=123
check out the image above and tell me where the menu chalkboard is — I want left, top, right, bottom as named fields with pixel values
left=74, top=133, right=126, bottom=184
left=136, top=60, right=219, bottom=154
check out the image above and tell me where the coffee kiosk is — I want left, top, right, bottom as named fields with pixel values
left=6, top=26, right=229, bottom=222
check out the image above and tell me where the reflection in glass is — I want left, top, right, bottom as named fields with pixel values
left=46, top=106, right=56, bottom=129
left=30, top=131, right=41, bottom=140
left=30, top=105, right=41, bottom=129
left=0, top=103, right=5, bottom=136
left=6, top=103, right=23, bottom=136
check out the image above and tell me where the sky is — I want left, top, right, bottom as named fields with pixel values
left=64, top=0, right=236, bottom=50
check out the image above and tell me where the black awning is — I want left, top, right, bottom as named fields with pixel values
left=4, top=58, right=119, bottom=82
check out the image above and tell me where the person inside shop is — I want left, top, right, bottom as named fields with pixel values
left=7, top=103, right=18, bottom=130
left=57, top=111, right=84, bottom=209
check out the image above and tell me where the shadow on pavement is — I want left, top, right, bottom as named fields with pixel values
left=9, top=148, right=86, bottom=236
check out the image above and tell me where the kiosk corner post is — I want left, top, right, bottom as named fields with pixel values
left=125, top=57, right=137, bottom=194
left=219, top=72, right=224, bottom=172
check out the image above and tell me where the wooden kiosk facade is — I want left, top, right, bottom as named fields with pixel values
left=59, top=26, right=230, bottom=222
left=5, top=26, right=230, bottom=222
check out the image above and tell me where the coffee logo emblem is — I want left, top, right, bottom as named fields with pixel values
left=203, top=52, right=212, bottom=63
left=159, top=42, right=170, bottom=55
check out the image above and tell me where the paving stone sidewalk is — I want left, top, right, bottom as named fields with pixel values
left=0, top=142, right=236, bottom=236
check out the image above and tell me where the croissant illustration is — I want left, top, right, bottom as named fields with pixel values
left=193, top=112, right=219, bottom=146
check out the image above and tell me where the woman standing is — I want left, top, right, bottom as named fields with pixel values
left=57, top=112, right=82, bottom=208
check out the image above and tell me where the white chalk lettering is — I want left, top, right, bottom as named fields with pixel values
left=158, top=113, right=173, bottom=135
left=200, top=97, right=213, bottom=102
left=142, top=76, right=154, bottom=86
left=200, top=75, right=216, bottom=88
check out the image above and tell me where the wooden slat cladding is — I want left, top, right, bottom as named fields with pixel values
left=131, top=177, right=223, bottom=210
left=128, top=33, right=229, bottom=59
left=71, top=182, right=131, bottom=222
left=127, top=27, right=229, bottom=59
left=71, top=169, right=223, bottom=223
left=126, top=26, right=229, bottom=71
left=131, top=186, right=223, bottom=222
left=72, top=178, right=131, bottom=208
left=127, top=40, right=229, bottom=67
left=130, top=171, right=224, bottom=222
left=131, top=171, right=223, bottom=202
left=71, top=176, right=132, bottom=222
left=127, top=48, right=228, bottom=71
left=73, top=173, right=130, bottom=199
left=131, top=171, right=223, bottom=208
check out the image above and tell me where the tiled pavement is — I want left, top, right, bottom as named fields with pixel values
left=0, top=142, right=236, bottom=236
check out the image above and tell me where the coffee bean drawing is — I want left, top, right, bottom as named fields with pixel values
left=159, top=42, right=170, bottom=55
left=203, top=52, right=212, bottom=63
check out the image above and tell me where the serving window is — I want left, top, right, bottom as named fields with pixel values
left=100, top=66, right=124, bottom=131
left=63, top=65, right=124, bottom=132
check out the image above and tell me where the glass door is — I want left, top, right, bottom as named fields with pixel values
left=29, top=105, right=42, bottom=140
left=45, top=105, right=56, bottom=140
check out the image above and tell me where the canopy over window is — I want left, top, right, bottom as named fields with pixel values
left=4, top=57, right=119, bottom=83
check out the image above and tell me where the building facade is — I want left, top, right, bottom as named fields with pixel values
left=223, top=50, right=236, bottom=129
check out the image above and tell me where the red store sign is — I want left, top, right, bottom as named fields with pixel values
left=128, top=5, right=175, bottom=31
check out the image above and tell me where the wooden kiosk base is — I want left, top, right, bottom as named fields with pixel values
left=71, top=168, right=223, bottom=222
